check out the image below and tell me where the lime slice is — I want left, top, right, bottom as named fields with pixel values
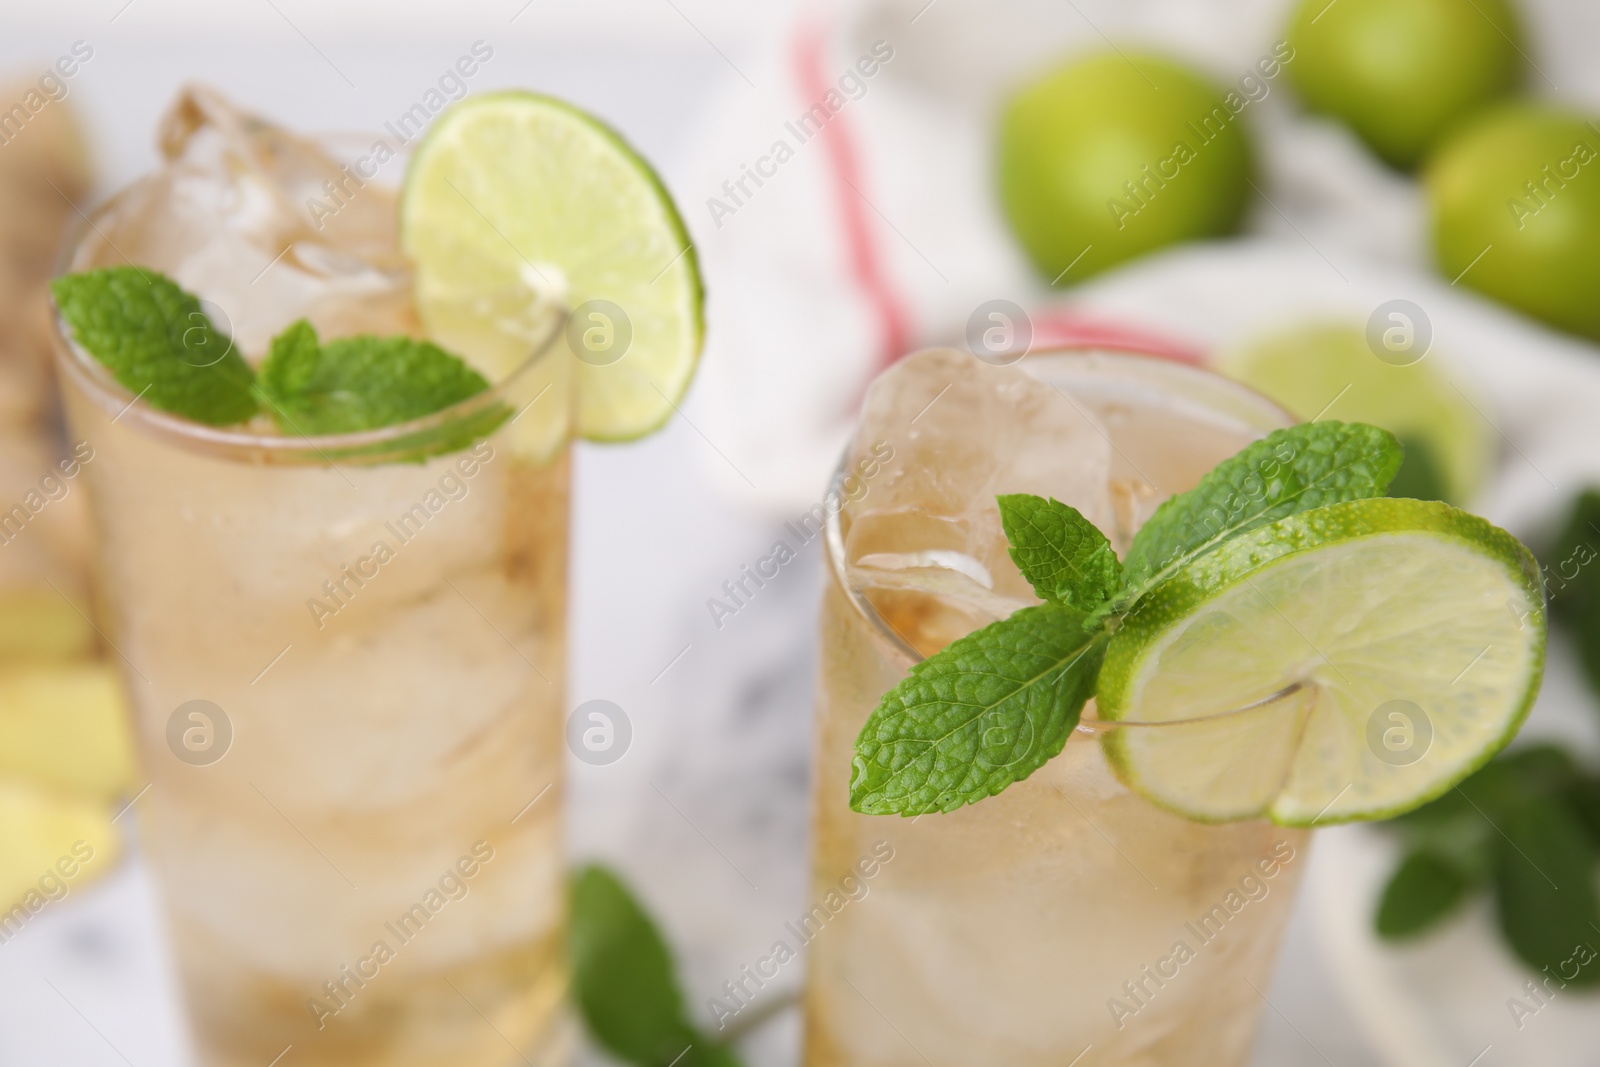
left=1098, top=498, right=1545, bottom=826
left=1219, top=324, right=1491, bottom=505
left=401, top=91, right=703, bottom=450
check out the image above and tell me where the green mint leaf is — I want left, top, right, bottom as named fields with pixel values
left=1385, top=797, right=1494, bottom=884
left=1375, top=850, right=1475, bottom=940
left=1406, top=745, right=1581, bottom=824
left=1120, top=422, right=1402, bottom=602
left=1385, top=745, right=1579, bottom=881
left=1562, top=775, right=1600, bottom=850
left=997, top=494, right=1123, bottom=613
left=1543, top=489, right=1600, bottom=618
left=569, top=865, right=689, bottom=1062
left=1376, top=744, right=1600, bottom=975
left=1491, top=793, right=1600, bottom=987
left=569, top=865, right=743, bottom=1067
left=1540, top=489, right=1600, bottom=697
left=255, top=319, right=491, bottom=436
left=51, top=267, right=258, bottom=426
left=850, top=604, right=1105, bottom=816
left=1387, top=433, right=1449, bottom=503
left=1568, top=627, right=1600, bottom=710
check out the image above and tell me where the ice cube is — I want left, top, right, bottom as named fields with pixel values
left=841, top=348, right=1112, bottom=654
left=71, top=86, right=417, bottom=356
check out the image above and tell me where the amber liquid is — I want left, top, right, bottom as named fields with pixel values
left=804, top=353, right=1307, bottom=1067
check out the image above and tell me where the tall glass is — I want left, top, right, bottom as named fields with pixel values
left=805, top=349, right=1308, bottom=1066
left=50, top=272, right=571, bottom=1064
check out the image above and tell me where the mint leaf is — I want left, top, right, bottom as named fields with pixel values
left=1492, top=794, right=1600, bottom=987
left=255, top=319, right=491, bottom=436
left=1385, top=746, right=1578, bottom=879
left=1541, top=489, right=1600, bottom=698
left=1378, top=746, right=1600, bottom=977
left=1407, top=747, right=1579, bottom=823
left=1376, top=851, right=1475, bottom=939
left=1120, top=422, right=1402, bottom=601
left=51, top=267, right=257, bottom=426
left=570, top=865, right=744, bottom=1067
left=1563, top=775, right=1600, bottom=849
left=850, top=604, right=1105, bottom=816
left=997, top=494, right=1122, bottom=613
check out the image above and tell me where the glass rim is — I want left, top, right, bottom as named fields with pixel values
left=48, top=163, right=568, bottom=465
left=823, top=344, right=1298, bottom=732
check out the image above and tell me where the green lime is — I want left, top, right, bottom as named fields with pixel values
left=1426, top=103, right=1600, bottom=341
left=1219, top=323, right=1492, bottom=505
left=1098, top=498, right=1545, bottom=825
left=1285, top=0, right=1523, bottom=170
left=997, top=51, right=1255, bottom=284
left=401, top=92, right=704, bottom=449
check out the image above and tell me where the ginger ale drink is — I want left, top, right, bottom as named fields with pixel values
left=50, top=85, right=705, bottom=1067
left=52, top=90, right=570, bottom=1067
left=806, top=348, right=1308, bottom=1066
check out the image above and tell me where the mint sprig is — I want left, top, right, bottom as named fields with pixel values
left=1376, top=745, right=1600, bottom=986
left=51, top=266, right=258, bottom=426
left=570, top=865, right=747, bottom=1067
left=52, top=269, right=503, bottom=456
left=256, top=319, right=491, bottom=436
left=848, top=421, right=1403, bottom=816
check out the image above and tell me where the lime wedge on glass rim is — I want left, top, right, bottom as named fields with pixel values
left=1097, top=497, right=1546, bottom=826
left=401, top=91, right=703, bottom=455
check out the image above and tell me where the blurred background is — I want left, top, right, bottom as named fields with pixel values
left=4, top=0, right=1600, bottom=1064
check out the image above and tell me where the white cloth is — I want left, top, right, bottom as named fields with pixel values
left=682, top=0, right=1600, bottom=512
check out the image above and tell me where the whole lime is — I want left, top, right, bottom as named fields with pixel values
left=998, top=51, right=1255, bottom=285
left=1285, top=0, right=1523, bottom=170
left=1426, top=103, right=1600, bottom=340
